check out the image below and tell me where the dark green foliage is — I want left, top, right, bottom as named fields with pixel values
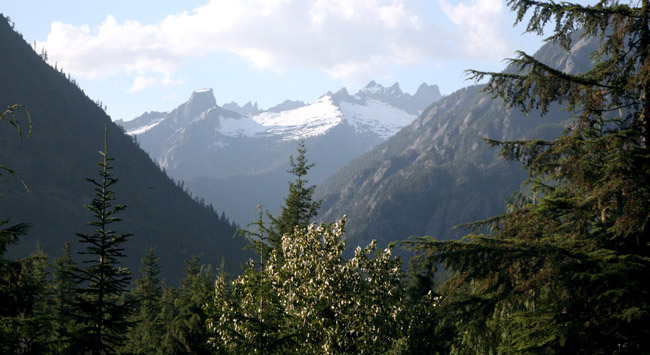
left=210, top=143, right=325, bottom=352
left=51, top=242, right=79, bottom=352
left=240, top=142, right=322, bottom=260
left=262, top=141, right=322, bottom=256
left=410, top=0, right=650, bottom=352
left=0, top=243, right=52, bottom=354
left=274, top=141, right=322, bottom=237
left=65, top=131, right=135, bottom=354
left=158, top=255, right=215, bottom=355
left=122, top=248, right=164, bottom=354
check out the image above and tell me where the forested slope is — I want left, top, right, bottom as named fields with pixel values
left=0, top=15, right=248, bottom=283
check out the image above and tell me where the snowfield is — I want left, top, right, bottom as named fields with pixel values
left=340, top=99, right=416, bottom=139
left=126, top=90, right=420, bottom=141
left=127, top=117, right=165, bottom=135
left=214, top=95, right=415, bottom=140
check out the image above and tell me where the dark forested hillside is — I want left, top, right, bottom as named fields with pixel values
left=0, top=15, right=248, bottom=283
left=317, top=34, right=598, bottom=248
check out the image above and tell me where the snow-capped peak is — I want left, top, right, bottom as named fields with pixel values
left=120, top=80, right=441, bottom=142
left=218, top=95, right=343, bottom=140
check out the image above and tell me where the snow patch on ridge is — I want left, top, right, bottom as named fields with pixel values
left=127, top=117, right=165, bottom=135
left=252, top=96, right=343, bottom=140
left=215, top=96, right=343, bottom=140
left=218, top=115, right=266, bottom=137
left=125, top=93, right=418, bottom=142
left=340, top=99, right=416, bottom=139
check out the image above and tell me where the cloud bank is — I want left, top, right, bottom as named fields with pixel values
left=40, top=0, right=515, bottom=91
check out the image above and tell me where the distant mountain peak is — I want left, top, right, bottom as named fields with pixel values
left=357, top=81, right=402, bottom=97
left=335, top=87, right=349, bottom=96
left=266, top=99, right=306, bottom=113
left=184, top=88, right=217, bottom=119
left=223, top=100, right=262, bottom=116
left=361, top=80, right=382, bottom=94
left=412, top=83, right=442, bottom=111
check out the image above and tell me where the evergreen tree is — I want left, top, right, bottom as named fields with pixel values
left=215, top=142, right=324, bottom=353
left=159, top=255, right=214, bottom=355
left=410, top=0, right=650, bottom=352
left=267, top=141, right=322, bottom=253
left=277, top=141, right=321, bottom=232
left=51, top=242, right=78, bottom=352
left=66, top=128, right=134, bottom=354
left=0, top=242, right=52, bottom=354
left=0, top=220, right=31, bottom=353
left=122, top=248, right=164, bottom=354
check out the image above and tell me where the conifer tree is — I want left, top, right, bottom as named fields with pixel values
left=410, top=0, right=650, bottom=352
left=240, top=142, right=321, bottom=261
left=51, top=242, right=78, bottom=352
left=267, top=141, right=322, bottom=255
left=159, top=255, right=214, bottom=355
left=122, top=248, right=163, bottom=354
left=0, top=243, right=51, bottom=354
left=219, top=142, right=323, bottom=352
left=276, top=141, right=321, bottom=232
left=66, top=128, right=134, bottom=354
left=0, top=220, right=31, bottom=353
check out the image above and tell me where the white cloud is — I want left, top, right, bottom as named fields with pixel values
left=439, top=0, right=512, bottom=60
left=40, top=0, right=516, bottom=90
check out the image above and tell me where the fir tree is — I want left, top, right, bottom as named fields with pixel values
left=0, top=221, right=30, bottom=353
left=159, top=255, right=213, bottom=355
left=0, top=242, right=52, bottom=354
left=239, top=142, right=321, bottom=260
left=217, top=142, right=324, bottom=352
left=265, top=141, right=322, bottom=256
left=51, top=242, right=78, bottom=352
left=66, top=128, right=134, bottom=354
left=122, top=248, right=163, bottom=354
left=275, top=141, right=321, bottom=236
left=409, top=0, right=650, bottom=352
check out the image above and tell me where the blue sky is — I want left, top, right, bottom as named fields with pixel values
left=3, top=0, right=544, bottom=121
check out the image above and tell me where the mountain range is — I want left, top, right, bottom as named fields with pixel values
left=117, top=80, right=442, bottom=225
